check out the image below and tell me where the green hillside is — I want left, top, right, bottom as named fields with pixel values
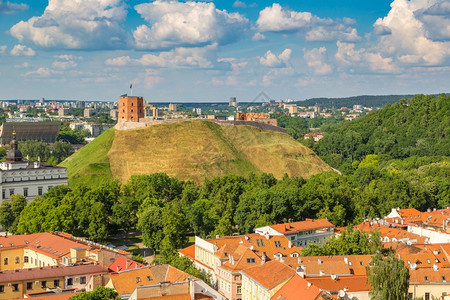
left=314, top=94, right=450, bottom=169
left=60, top=128, right=115, bottom=186
left=61, top=120, right=332, bottom=186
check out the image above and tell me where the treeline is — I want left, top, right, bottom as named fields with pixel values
left=313, top=94, right=449, bottom=171
left=297, top=94, right=415, bottom=109
left=2, top=155, right=447, bottom=249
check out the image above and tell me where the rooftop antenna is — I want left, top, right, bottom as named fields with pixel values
left=130, top=83, right=133, bottom=97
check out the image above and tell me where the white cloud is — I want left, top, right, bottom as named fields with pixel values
left=256, top=3, right=360, bottom=42
left=260, top=49, right=291, bottom=67
left=52, top=54, right=81, bottom=69
left=10, top=0, right=130, bottom=50
left=252, top=32, right=267, bottom=41
left=232, top=1, right=256, bottom=9
left=0, top=45, right=6, bottom=54
left=373, top=0, right=450, bottom=65
left=23, top=67, right=62, bottom=77
left=10, top=44, right=35, bottom=56
left=133, top=0, right=249, bottom=50
left=0, top=0, right=28, bottom=14
left=106, top=44, right=218, bottom=68
left=14, top=62, right=29, bottom=69
left=304, top=47, right=332, bottom=75
left=335, top=41, right=397, bottom=73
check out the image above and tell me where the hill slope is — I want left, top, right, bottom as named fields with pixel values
left=62, top=120, right=332, bottom=185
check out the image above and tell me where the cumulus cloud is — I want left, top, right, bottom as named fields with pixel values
left=373, top=0, right=449, bottom=65
left=0, top=0, right=28, bottom=14
left=0, top=45, right=6, bottom=54
left=52, top=54, right=82, bottom=69
left=14, top=62, right=29, bottom=69
left=133, top=0, right=250, bottom=50
left=23, top=67, right=62, bottom=77
left=252, top=32, right=268, bottom=41
left=10, top=0, right=130, bottom=50
left=232, top=1, right=257, bottom=9
left=304, top=47, right=332, bottom=75
left=260, top=49, right=291, bottom=67
left=10, top=44, right=35, bottom=56
left=256, top=3, right=360, bottom=42
left=106, top=44, right=218, bottom=68
left=335, top=41, right=397, bottom=73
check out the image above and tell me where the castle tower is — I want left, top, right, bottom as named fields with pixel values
left=118, top=95, right=144, bottom=122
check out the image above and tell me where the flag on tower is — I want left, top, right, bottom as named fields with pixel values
left=130, top=83, right=132, bottom=89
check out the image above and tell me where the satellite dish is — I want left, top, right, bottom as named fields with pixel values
left=338, top=290, right=346, bottom=297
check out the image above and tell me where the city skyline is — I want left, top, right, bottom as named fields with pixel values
left=0, top=0, right=449, bottom=102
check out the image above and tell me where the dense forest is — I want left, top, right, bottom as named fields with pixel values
left=313, top=94, right=449, bottom=171
left=298, top=94, right=416, bottom=108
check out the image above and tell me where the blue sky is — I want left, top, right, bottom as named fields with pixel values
left=0, top=0, right=449, bottom=102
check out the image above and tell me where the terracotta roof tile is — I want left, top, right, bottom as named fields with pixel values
left=109, top=256, right=146, bottom=272
left=271, top=274, right=321, bottom=300
left=240, top=260, right=296, bottom=290
left=306, top=275, right=371, bottom=292
left=269, top=219, right=334, bottom=234
left=110, top=267, right=157, bottom=295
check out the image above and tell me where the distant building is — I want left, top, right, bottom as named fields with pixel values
left=110, top=109, right=118, bottom=120
left=229, top=97, right=237, bottom=107
left=192, top=107, right=202, bottom=115
left=168, top=103, right=177, bottom=112
left=0, top=134, right=67, bottom=202
left=118, top=95, right=144, bottom=122
left=58, top=107, right=72, bottom=117
left=353, top=104, right=363, bottom=111
left=303, top=132, right=324, bottom=142
left=0, top=122, right=60, bottom=145
left=236, top=113, right=278, bottom=126
left=83, top=108, right=97, bottom=118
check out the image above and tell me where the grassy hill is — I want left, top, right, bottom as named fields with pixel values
left=61, top=120, right=332, bottom=186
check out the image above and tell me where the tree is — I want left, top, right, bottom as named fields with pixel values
left=0, top=201, right=14, bottom=232
left=69, top=287, right=119, bottom=300
left=367, top=252, right=410, bottom=300
left=137, top=205, right=164, bottom=252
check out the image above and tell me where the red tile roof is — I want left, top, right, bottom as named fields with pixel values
left=240, top=260, right=296, bottom=290
left=268, top=219, right=334, bottom=234
left=109, top=256, right=145, bottom=272
left=306, top=275, right=371, bottom=292
left=179, top=244, right=195, bottom=260
left=271, top=274, right=321, bottom=300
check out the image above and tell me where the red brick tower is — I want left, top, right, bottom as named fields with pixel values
left=118, top=96, right=144, bottom=122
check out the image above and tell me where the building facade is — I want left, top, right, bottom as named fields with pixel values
left=118, top=96, right=144, bottom=122
left=0, top=135, right=67, bottom=202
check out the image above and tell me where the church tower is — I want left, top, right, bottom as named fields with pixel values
left=118, top=95, right=144, bottom=122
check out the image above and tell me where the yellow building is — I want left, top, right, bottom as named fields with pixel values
left=0, top=263, right=108, bottom=299
left=0, top=232, right=131, bottom=271
left=240, top=260, right=295, bottom=300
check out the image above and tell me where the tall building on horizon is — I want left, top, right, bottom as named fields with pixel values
left=118, top=95, right=144, bottom=122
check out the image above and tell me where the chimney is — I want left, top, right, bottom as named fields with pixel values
left=319, top=270, right=325, bottom=276
left=344, top=257, right=348, bottom=265
left=307, top=282, right=312, bottom=287
left=126, top=260, right=130, bottom=269
left=433, top=264, right=439, bottom=271
left=331, top=274, right=338, bottom=280
left=261, top=255, right=266, bottom=265
left=410, top=263, right=417, bottom=271
left=297, top=257, right=302, bottom=265
left=288, top=241, right=292, bottom=248
left=116, top=266, right=120, bottom=272
left=296, top=266, right=306, bottom=278
left=318, top=259, right=322, bottom=265
left=265, top=233, right=270, bottom=240
left=280, top=256, right=285, bottom=263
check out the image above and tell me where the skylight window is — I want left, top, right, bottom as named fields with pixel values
left=246, top=258, right=256, bottom=263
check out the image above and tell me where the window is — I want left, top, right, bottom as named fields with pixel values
left=131, top=109, right=134, bottom=113
left=442, top=276, right=446, bottom=282
left=23, top=188, right=28, bottom=197
left=408, top=293, right=413, bottom=300
left=246, top=258, right=256, bottom=263
left=80, top=277, right=86, bottom=284
left=3, top=258, right=8, bottom=265
left=146, top=276, right=152, bottom=281
left=136, top=277, right=141, bottom=283
left=0, top=285, right=4, bottom=293
left=15, top=256, right=20, bottom=264
left=2, top=189, right=4, bottom=199
left=123, top=103, right=125, bottom=106
left=67, top=278, right=73, bottom=286
left=424, top=276, right=429, bottom=281
left=427, top=259, right=431, bottom=264
left=9, top=189, right=14, bottom=196
left=425, top=292, right=430, bottom=300
left=259, top=239, right=264, bottom=247
left=38, top=187, right=43, bottom=196
left=274, top=241, right=282, bottom=248
left=26, top=282, right=33, bottom=290
left=24, top=256, right=29, bottom=263
left=237, top=285, right=242, bottom=294
left=290, top=236, right=295, bottom=240
left=12, top=284, right=19, bottom=291
left=54, top=280, right=60, bottom=288
left=256, top=239, right=260, bottom=247
left=41, top=281, right=47, bottom=288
